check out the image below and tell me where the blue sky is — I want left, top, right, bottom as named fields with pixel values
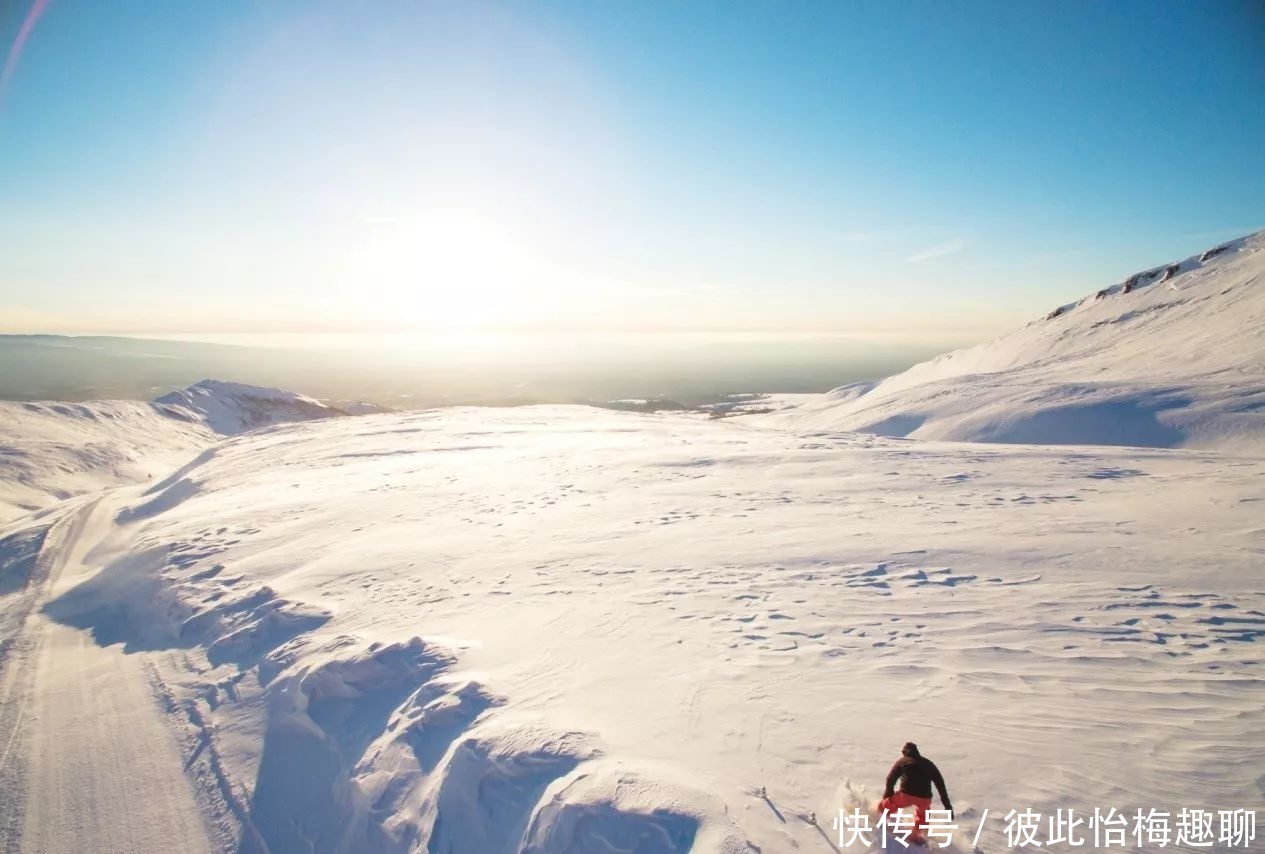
left=1, top=1, right=1262, bottom=338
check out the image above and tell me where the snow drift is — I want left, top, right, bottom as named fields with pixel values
left=769, top=230, right=1265, bottom=450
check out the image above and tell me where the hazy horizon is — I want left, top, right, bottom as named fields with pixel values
left=0, top=329, right=953, bottom=406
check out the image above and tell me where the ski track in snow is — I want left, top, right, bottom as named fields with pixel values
left=0, top=497, right=213, bottom=854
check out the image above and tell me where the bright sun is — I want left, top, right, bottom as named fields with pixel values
left=362, top=212, right=536, bottom=331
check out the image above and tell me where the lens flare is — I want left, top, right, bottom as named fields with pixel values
left=1, top=0, right=51, bottom=100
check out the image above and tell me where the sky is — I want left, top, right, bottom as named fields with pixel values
left=1, top=0, right=1263, bottom=340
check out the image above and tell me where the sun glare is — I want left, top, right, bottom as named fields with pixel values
left=362, top=212, right=536, bottom=331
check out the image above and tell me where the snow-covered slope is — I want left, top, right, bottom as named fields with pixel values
left=771, top=231, right=1265, bottom=450
left=16, top=405, right=1262, bottom=853
left=2, top=236, right=1263, bottom=853
left=0, top=380, right=346, bottom=523
left=153, top=379, right=345, bottom=434
left=0, top=400, right=213, bottom=524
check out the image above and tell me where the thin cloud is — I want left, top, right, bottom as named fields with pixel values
left=905, top=238, right=966, bottom=264
left=0, top=0, right=51, bottom=100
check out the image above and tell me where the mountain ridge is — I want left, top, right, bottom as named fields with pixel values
left=767, top=229, right=1265, bottom=450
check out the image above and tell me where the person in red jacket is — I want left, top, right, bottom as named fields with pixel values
left=879, top=742, right=953, bottom=842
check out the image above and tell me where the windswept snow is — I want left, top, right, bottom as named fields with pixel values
left=0, top=380, right=348, bottom=524
left=2, top=236, right=1264, bottom=853
left=6, top=405, right=1259, bottom=853
left=767, top=231, right=1265, bottom=451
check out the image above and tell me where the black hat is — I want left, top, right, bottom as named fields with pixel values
left=902, top=742, right=920, bottom=757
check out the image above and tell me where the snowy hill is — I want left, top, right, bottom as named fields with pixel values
left=0, top=380, right=347, bottom=523
left=153, top=379, right=345, bottom=434
left=770, top=230, right=1265, bottom=450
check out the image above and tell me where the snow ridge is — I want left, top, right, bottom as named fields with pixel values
left=153, top=379, right=345, bottom=435
left=770, top=229, right=1265, bottom=450
left=1039, top=233, right=1249, bottom=322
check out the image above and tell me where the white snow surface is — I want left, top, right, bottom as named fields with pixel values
left=0, top=400, right=213, bottom=524
left=3, top=404, right=1261, bottom=853
left=0, top=380, right=346, bottom=523
left=2, top=236, right=1264, bottom=853
left=765, top=231, right=1265, bottom=451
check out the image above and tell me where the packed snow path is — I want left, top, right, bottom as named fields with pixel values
left=0, top=498, right=213, bottom=854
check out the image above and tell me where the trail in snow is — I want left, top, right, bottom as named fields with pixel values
left=0, top=497, right=213, bottom=854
